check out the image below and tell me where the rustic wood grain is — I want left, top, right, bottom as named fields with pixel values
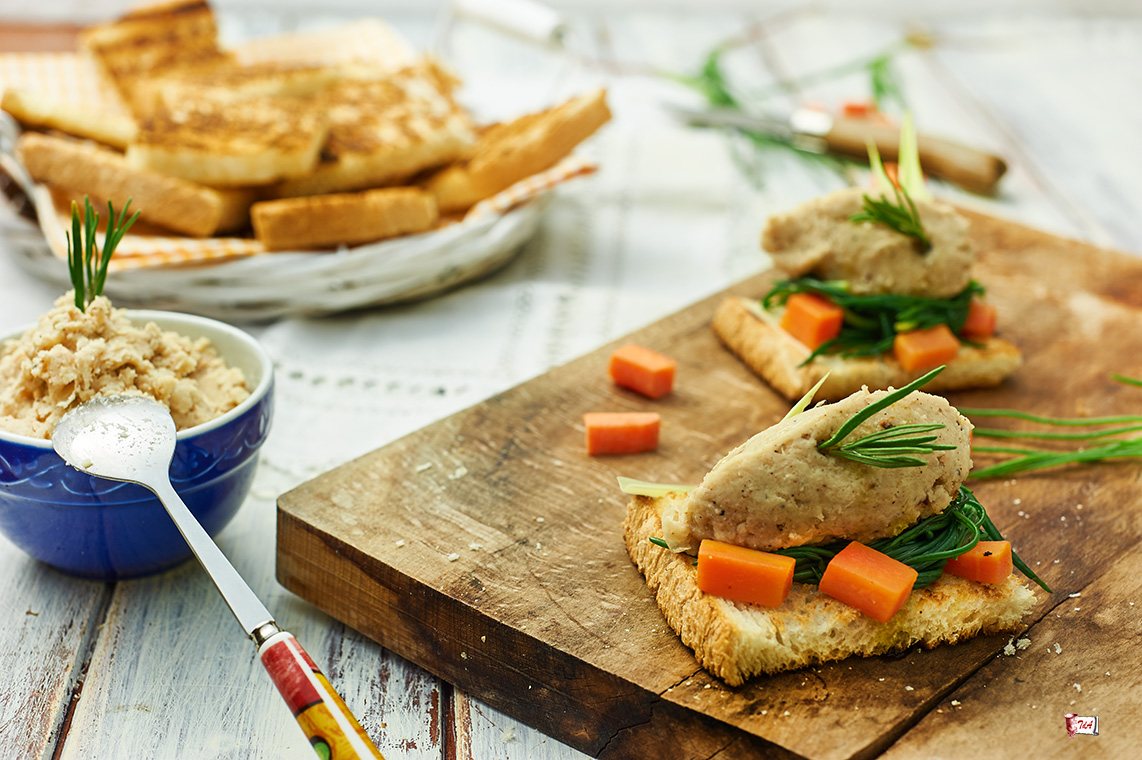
left=276, top=212, right=1142, bottom=759
left=880, top=545, right=1142, bottom=759
left=0, top=541, right=109, bottom=760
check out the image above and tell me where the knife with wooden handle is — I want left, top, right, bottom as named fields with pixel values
left=668, top=104, right=1008, bottom=195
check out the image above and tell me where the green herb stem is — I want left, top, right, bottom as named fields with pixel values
left=818, top=366, right=946, bottom=459
left=958, top=408, right=1142, bottom=427
left=66, top=196, right=140, bottom=313
left=972, top=423, right=1142, bottom=441
left=969, top=439, right=1142, bottom=480
left=850, top=184, right=931, bottom=252
left=773, top=487, right=1050, bottom=592
left=763, top=278, right=982, bottom=365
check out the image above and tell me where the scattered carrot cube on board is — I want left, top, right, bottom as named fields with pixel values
left=943, top=540, right=1013, bottom=585
left=780, top=292, right=844, bottom=350
left=583, top=412, right=660, bottom=455
left=608, top=344, right=677, bottom=399
left=696, top=539, right=796, bottom=608
left=819, top=541, right=918, bottom=623
left=893, top=324, right=960, bottom=371
left=960, top=299, right=997, bottom=339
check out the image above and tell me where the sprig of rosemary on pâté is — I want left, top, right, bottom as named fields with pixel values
left=816, top=366, right=955, bottom=467
left=67, top=196, right=139, bottom=313
left=763, top=277, right=983, bottom=365
left=850, top=182, right=931, bottom=252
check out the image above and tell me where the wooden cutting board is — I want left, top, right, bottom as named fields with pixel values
left=276, top=211, right=1142, bottom=759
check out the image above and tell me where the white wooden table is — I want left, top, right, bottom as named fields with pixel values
left=2, top=3, right=1140, bottom=758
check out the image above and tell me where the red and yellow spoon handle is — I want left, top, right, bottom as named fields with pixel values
left=258, top=630, right=385, bottom=759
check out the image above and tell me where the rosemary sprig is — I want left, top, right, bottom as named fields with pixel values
left=67, top=196, right=139, bottom=313
left=850, top=182, right=931, bottom=252
left=817, top=366, right=953, bottom=467
left=763, top=277, right=982, bottom=364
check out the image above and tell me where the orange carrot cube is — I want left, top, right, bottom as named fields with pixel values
left=893, top=324, right=960, bottom=371
left=608, top=344, right=677, bottom=399
left=819, top=541, right=918, bottom=623
left=583, top=412, right=660, bottom=456
left=960, top=299, right=997, bottom=339
left=944, top=541, right=1013, bottom=585
left=780, top=292, right=845, bottom=350
left=696, top=539, right=796, bottom=608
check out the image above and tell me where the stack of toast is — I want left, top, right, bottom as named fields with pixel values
left=1, top=0, right=610, bottom=254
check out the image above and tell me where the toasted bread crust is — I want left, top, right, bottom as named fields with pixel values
left=127, top=96, right=329, bottom=187
left=424, top=89, right=611, bottom=214
left=711, top=295, right=1023, bottom=401
left=79, top=0, right=228, bottom=115
left=1, top=88, right=137, bottom=150
left=624, top=492, right=1036, bottom=686
left=16, top=132, right=248, bottom=237
left=250, top=187, right=438, bottom=251
left=269, top=61, right=475, bottom=198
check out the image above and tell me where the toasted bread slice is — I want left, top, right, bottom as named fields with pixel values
left=79, top=0, right=229, bottom=116
left=126, top=95, right=328, bottom=187
left=269, top=60, right=475, bottom=198
left=1, top=88, right=137, bottom=150
left=17, top=132, right=254, bottom=237
left=131, top=59, right=347, bottom=114
left=424, top=89, right=611, bottom=214
left=624, top=492, right=1036, bottom=686
left=711, top=295, right=1023, bottom=401
left=251, top=187, right=437, bottom=251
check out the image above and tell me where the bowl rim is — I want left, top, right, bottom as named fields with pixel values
left=0, top=308, right=274, bottom=449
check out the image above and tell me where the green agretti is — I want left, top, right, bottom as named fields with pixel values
left=762, top=277, right=983, bottom=365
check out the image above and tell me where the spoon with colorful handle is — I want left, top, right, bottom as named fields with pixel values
left=52, top=394, right=385, bottom=760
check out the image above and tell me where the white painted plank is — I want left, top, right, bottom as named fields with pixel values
left=54, top=474, right=443, bottom=760
left=0, top=535, right=109, bottom=760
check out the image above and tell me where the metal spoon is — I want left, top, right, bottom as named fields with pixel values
left=52, top=395, right=385, bottom=760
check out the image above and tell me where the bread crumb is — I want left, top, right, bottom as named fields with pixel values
left=1013, top=498, right=1022, bottom=505
left=951, top=700, right=961, bottom=706
left=449, top=465, right=468, bottom=480
left=1016, top=638, right=1031, bottom=650
left=1003, top=639, right=1017, bottom=656
left=535, top=516, right=545, bottom=523
left=1068, top=592, right=1081, bottom=598
left=415, top=462, right=433, bottom=472
left=447, top=552, right=460, bottom=561
left=461, top=652, right=468, bottom=660
left=1054, top=643, right=1062, bottom=654
left=1073, top=683, right=1082, bottom=692
left=905, top=686, right=914, bottom=691
left=469, top=543, right=482, bottom=551
left=481, top=636, right=486, bottom=642
left=395, top=539, right=405, bottom=548
left=501, top=726, right=516, bottom=743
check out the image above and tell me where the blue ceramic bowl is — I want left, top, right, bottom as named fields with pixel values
left=0, top=310, right=274, bottom=580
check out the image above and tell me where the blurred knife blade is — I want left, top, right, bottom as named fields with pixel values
left=667, top=104, right=1007, bottom=195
